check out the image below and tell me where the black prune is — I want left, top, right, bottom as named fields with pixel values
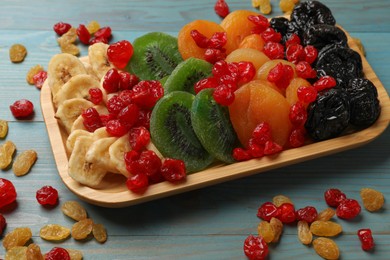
left=305, top=88, right=350, bottom=141
left=303, top=24, right=348, bottom=51
left=345, top=78, right=381, bottom=127
left=270, top=17, right=289, bottom=40
left=316, top=45, right=363, bottom=87
left=288, top=1, right=336, bottom=39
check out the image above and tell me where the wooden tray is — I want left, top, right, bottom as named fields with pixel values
left=40, top=35, right=390, bottom=208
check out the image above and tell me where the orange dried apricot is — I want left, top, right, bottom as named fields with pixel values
left=238, top=34, right=265, bottom=52
left=225, top=48, right=270, bottom=71
left=285, top=77, right=312, bottom=105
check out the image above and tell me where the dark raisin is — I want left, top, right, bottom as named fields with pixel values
left=288, top=1, right=336, bottom=39
left=305, top=88, right=350, bottom=141
left=303, top=24, right=348, bottom=51
left=316, top=45, right=363, bottom=87
left=345, top=78, right=381, bottom=127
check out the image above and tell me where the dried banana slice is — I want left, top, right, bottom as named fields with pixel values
left=68, top=136, right=107, bottom=187
left=108, top=135, right=131, bottom=177
left=53, top=74, right=101, bottom=108
left=88, top=42, right=114, bottom=80
left=66, top=129, right=92, bottom=153
left=86, top=137, right=119, bottom=174
left=55, top=98, right=94, bottom=134
left=47, top=53, right=87, bottom=96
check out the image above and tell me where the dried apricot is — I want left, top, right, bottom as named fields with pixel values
left=5, top=246, right=27, bottom=259
left=92, top=223, right=107, bottom=243
left=9, top=44, right=27, bottom=63
left=360, top=188, right=385, bottom=212
left=285, top=78, right=313, bottom=106
left=0, top=120, right=9, bottom=139
left=297, top=220, right=312, bottom=245
left=310, top=220, right=342, bottom=237
left=225, top=48, right=270, bottom=71
left=2, top=227, right=32, bottom=250
left=71, top=218, right=93, bottom=240
left=26, top=65, right=44, bottom=85
left=257, top=220, right=274, bottom=243
left=238, top=34, right=265, bottom=52
left=40, top=224, right=71, bottom=241
left=0, top=140, right=16, bottom=170
left=316, top=208, right=336, bottom=221
left=61, top=201, right=88, bottom=221
left=12, top=149, right=37, bottom=176
left=26, top=243, right=44, bottom=260
left=313, top=237, right=340, bottom=260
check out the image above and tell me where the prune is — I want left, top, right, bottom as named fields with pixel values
left=270, top=17, right=289, bottom=40
left=288, top=1, right=336, bottom=39
left=345, top=78, right=381, bottom=127
left=316, top=45, right=363, bottom=87
left=303, top=24, right=348, bottom=51
left=305, top=88, right=350, bottom=141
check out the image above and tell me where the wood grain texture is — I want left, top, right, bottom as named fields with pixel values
left=1, top=0, right=390, bottom=259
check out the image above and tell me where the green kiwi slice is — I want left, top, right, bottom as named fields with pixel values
left=150, top=91, right=214, bottom=173
left=191, top=88, right=239, bottom=163
left=128, top=32, right=183, bottom=80
left=164, top=57, right=213, bottom=95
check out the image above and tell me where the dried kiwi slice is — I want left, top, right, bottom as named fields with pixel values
left=191, top=88, right=239, bottom=163
left=128, top=32, right=183, bottom=80
left=164, top=57, right=212, bottom=95
left=150, top=91, right=213, bottom=173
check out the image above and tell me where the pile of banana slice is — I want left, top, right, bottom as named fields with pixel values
left=47, top=43, right=162, bottom=188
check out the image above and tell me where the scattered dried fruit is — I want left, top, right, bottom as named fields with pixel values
left=360, top=188, right=385, bottom=212
left=40, top=224, right=71, bottom=241
left=12, top=149, right=38, bottom=176
left=357, top=228, right=375, bottom=251
left=26, top=243, right=44, bottom=260
left=270, top=217, right=283, bottom=243
left=87, top=20, right=100, bottom=34
left=0, top=120, right=8, bottom=139
left=9, top=99, right=34, bottom=118
left=36, top=186, right=59, bottom=206
left=26, top=65, right=44, bottom=85
left=61, top=201, right=88, bottom=221
left=316, top=208, right=336, bottom=221
left=336, top=198, right=361, bottom=219
left=257, top=220, right=274, bottom=243
left=0, top=140, right=16, bottom=170
left=312, top=237, right=340, bottom=260
left=71, top=218, right=93, bottom=240
left=9, top=44, right=27, bottom=63
left=310, top=220, right=343, bottom=237
left=65, top=248, right=83, bottom=260
left=2, top=227, right=32, bottom=250
left=92, top=223, right=107, bottom=243
left=243, top=234, right=269, bottom=260
left=272, top=194, right=293, bottom=207
left=5, top=246, right=28, bottom=259
left=0, top=178, right=17, bottom=208
left=45, top=247, right=71, bottom=260
left=57, top=27, right=80, bottom=56
left=297, top=220, right=312, bottom=245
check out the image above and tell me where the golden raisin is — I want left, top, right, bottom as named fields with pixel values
left=61, top=200, right=88, bottom=221
left=259, top=0, right=271, bottom=14
left=257, top=220, right=274, bottom=243
left=270, top=217, right=283, bottom=243
left=92, top=223, right=107, bottom=243
left=65, top=248, right=83, bottom=260
left=71, top=218, right=94, bottom=240
left=310, top=220, right=342, bottom=237
left=2, top=227, right=32, bottom=250
left=87, top=20, right=100, bottom=34
left=0, top=120, right=8, bottom=139
left=57, top=27, right=80, bottom=56
left=0, top=140, right=16, bottom=170
left=26, top=243, right=44, bottom=260
left=316, top=208, right=336, bottom=221
left=12, top=149, right=37, bottom=176
left=40, top=224, right=71, bottom=241
left=272, top=194, right=293, bottom=207
left=9, top=44, right=27, bottom=63
left=252, top=0, right=261, bottom=8
left=297, top=221, right=312, bottom=245
left=26, top=65, right=44, bottom=85
left=313, top=237, right=340, bottom=260
left=279, top=0, right=296, bottom=13
left=360, top=188, right=385, bottom=212
left=5, top=246, right=27, bottom=260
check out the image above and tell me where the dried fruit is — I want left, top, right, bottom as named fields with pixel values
left=316, top=208, right=336, bottom=221
left=297, top=220, right=312, bottom=245
left=53, top=22, right=72, bottom=36
left=257, top=221, right=274, bottom=243
left=45, top=247, right=71, bottom=260
left=65, top=248, right=83, bottom=260
left=0, top=140, right=16, bottom=169
left=9, top=44, right=27, bottom=63
left=36, top=186, right=58, bottom=206
left=61, top=201, right=88, bottom=221
left=0, top=214, right=6, bottom=236
left=87, top=20, right=100, bottom=34
left=336, top=198, right=361, bottom=219
left=257, top=202, right=280, bottom=221
left=26, top=65, right=44, bottom=85
left=57, top=27, right=80, bottom=56
left=71, top=218, right=93, bottom=240
left=5, top=246, right=28, bottom=259
left=0, top=178, right=17, bottom=208
left=272, top=195, right=293, bottom=207
left=357, top=228, right=375, bottom=251
left=310, top=220, right=342, bottom=237
left=214, top=0, right=230, bottom=18
left=312, top=237, right=340, bottom=260
left=360, top=188, right=384, bottom=212
left=324, top=188, right=347, bottom=207
left=269, top=217, right=283, bottom=243
left=0, top=120, right=8, bottom=139
left=295, top=206, right=318, bottom=223
left=160, top=158, right=186, bottom=183
left=278, top=203, right=296, bottom=223
left=107, top=40, right=134, bottom=69
left=12, top=149, right=37, bottom=176
left=243, top=234, right=269, bottom=260
left=32, top=70, right=48, bottom=89
left=40, top=224, right=70, bottom=241
left=92, top=223, right=107, bottom=243
left=76, top=24, right=91, bottom=45
left=9, top=99, right=34, bottom=118
left=2, top=227, right=32, bottom=250
left=26, top=243, right=44, bottom=260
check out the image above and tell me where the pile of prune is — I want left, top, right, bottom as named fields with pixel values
left=283, top=1, right=381, bottom=141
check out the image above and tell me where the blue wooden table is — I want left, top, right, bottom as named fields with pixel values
left=0, top=0, right=389, bottom=259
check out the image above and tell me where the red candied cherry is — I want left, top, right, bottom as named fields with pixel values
left=53, top=22, right=71, bottom=36
left=214, top=0, right=230, bottom=18
left=257, top=202, right=280, bottom=221
left=357, top=228, right=375, bottom=251
left=208, top=32, right=228, bottom=50
left=212, top=60, right=230, bottom=78
left=289, top=128, right=306, bottom=148
left=36, top=186, right=58, bottom=206
left=295, top=206, right=318, bottom=223
left=32, top=70, right=48, bottom=89
left=76, top=24, right=90, bottom=45
left=336, top=198, right=361, bottom=219
left=237, top=61, right=256, bottom=85
left=94, top=27, right=112, bottom=40
left=125, top=150, right=163, bottom=183
left=82, top=107, right=103, bottom=132
left=252, top=122, right=272, bottom=145
left=232, top=147, right=252, bottom=162
left=304, top=45, right=318, bottom=64
left=135, top=109, right=152, bottom=129
left=129, top=126, right=150, bottom=152
left=289, top=102, right=307, bottom=127
left=297, top=86, right=317, bottom=104
left=191, top=29, right=209, bottom=48
left=261, top=27, right=282, bottom=43
left=268, top=63, right=294, bottom=89
left=278, top=203, right=296, bottom=223
left=286, top=44, right=305, bottom=64
left=218, top=75, right=238, bottom=91
left=119, top=72, right=139, bottom=90
left=160, top=158, right=187, bottom=182
left=248, top=15, right=270, bottom=34
left=131, top=80, right=164, bottom=109
left=263, top=141, right=283, bottom=155
left=296, top=61, right=317, bottom=79
left=194, top=77, right=219, bottom=94
left=89, top=36, right=109, bottom=45
left=10, top=99, right=34, bottom=118
left=45, top=247, right=71, bottom=260
left=126, top=173, right=149, bottom=193
left=107, top=40, right=134, bottom=69
left=0, top=178, right=17, bottom=209
left=248, top=138, right=264, bottom=158
left=243, top=234, right=269, bottom=260
left=313, top=75, right=337, bottom=92
left=88, top=88, right=103, bottom=105
left=99, top=113, right=116, bottom=126
left=103, top=68, right=121, bottom=94
left=106, top=119, right=128, bottom=137
left=117, top=103, right=140, bottom=129
left=263, top=41, right=285, bottom=60
left=118, top=90, right=133, bottom=107
left=0, top=214, right=6, bottom=236
left=213, top=84, right=235, bottom=106
left=107, top=95, right=126, bottom=115
left=324, top=188, right=347, bottom=207
left=204, top=48, right=226, bottom=64
left=285, top=33, right=301, bottom=47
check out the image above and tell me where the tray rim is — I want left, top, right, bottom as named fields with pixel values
left=40, top=33, right=390, bottom=208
